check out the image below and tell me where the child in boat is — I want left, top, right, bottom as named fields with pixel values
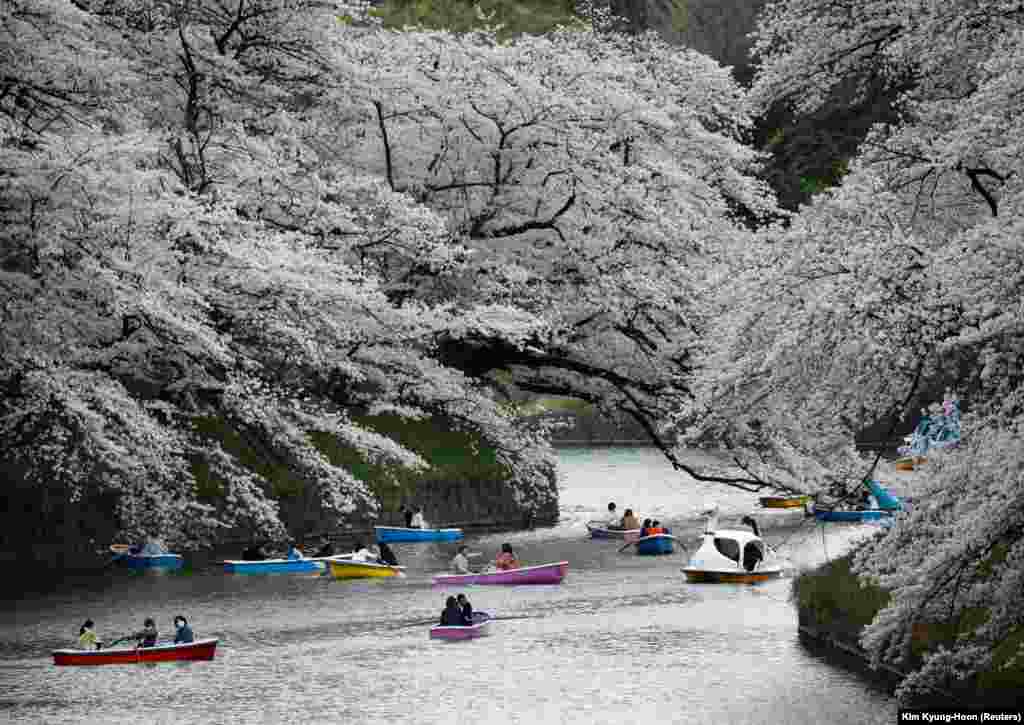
left=78, top=619, right=101, bottom=650
left=173, top=615, right=194, bottom=644
left=495, top=543, right=519, bottom=571
left=621, top=509, right=640, bottom=530
left=456, top=594, right=473, bottom=625
left=606, top=502, right=620, bottom=529
left=440, top=596, right=464, bottom=626
left=135, top=618, right=158, bottom=648
left=451, top=545, right=471, bottom=574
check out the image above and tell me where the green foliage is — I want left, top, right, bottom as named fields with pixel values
left=374, top=0, right=581, bottom=36
left=310, top=414, right=512, bottom=512
left=192, top=416, right=307, bottom=499
left=793, top=554, right=891, bottom=635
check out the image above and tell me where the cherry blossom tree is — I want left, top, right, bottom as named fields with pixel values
left=680, top=0, right=1024, bottom=701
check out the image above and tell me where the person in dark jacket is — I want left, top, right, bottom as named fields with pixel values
left=173, top=615, right=194, bottom=644
left=314, top=537, right=334, bottom=558
left=456, top=594, right=473, bottom=625
left=135, top=618, right=158, bottom=648
left=401, top=506, right=414, bottom=528
left=440, top=596, right=463, bottom=626
left=377, top=542, right=399, bottom=566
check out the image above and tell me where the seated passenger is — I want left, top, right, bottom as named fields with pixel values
left=314, top=537, right=334, bottom=558
left=242, top=542, right=268, bottom=561
left=78, top=619, right=101, bottom=650
left=135, top=617, right=158, bottom=648
left=451, top=545, right=471, bottom=574
left=377, top=542, right=399, bottom=566
left=410, top=508, right=427, bottom=529
left=640, top=518, right=652, bottom=537
left=621, top=509, right=640, bottom=530
left=494, top=543, right=519, bottom=571
left=349, top=540, right=376, bottom=562
left=440, top=596, right=463, bottom=626
left=456, top=594, right=474, bottom=625
left=139, top=537, right=168, bottom=556
left=650, top=520, right=664, bottom=535
left=173, top=615, right=194, bottom=644
left=605, top=502, right=621, bottom=529
left=286, top=542, right=304, bottom=560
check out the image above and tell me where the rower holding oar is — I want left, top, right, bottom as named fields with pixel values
left=78, top=620, right=101, bottom=650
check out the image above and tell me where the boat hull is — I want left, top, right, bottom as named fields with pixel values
left=430, top=613, right=491, bottom=640
left=327, top=559, right=403, bottom=579
left=123, top=554, right=184, bottom=570
left=585, top=523, right=640, bottom=540
left=53, top=638, right=217, bottom=666
left=814, top=509, right=893, bottom=523
left=759, top=496, right=811, bottom=509
left=223, top=558, right=326, bottom=574
left=374, top=526, right=464, bottom=543
left=636, top=534, right=675, bottom=555
left=682, top=568, right=782, bottom=584
left=433, top=561, right=568, bottom=586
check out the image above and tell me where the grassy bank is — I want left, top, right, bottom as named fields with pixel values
left=794, top=551, right=1024, bottom=705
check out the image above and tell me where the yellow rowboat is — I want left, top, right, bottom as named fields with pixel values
left=327, top=558, right=404, bottom=580
left=758, top=495, right=811, bottom=509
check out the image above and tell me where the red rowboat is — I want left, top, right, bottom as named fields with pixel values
left=53, top=638, right=218, bottom=666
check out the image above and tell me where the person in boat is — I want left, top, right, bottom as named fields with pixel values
left=286, top=541, right=305, bottom=560
left=456, top=594, right=473, bottom=625
left=703, top=504, right=719, bottom=534
left=349, top=539, right=377, bottom=563
left=134, top=618, right=158, bottom=648
left=139, top=536, right=168, bottom=556
left=173, top=615, right=194, bottom=644
left=401, top=505, right=414, bottom=528
left=649, top=520, right=664, bottom=535
left=78, top=619, right=101, bottom=650
left=314, top=536, right=334, bottom=558
left=410, top=507, right=427, bottom=529
left=621, top=509, right=640, bottom=530
left=495, top=542, right=520, bottom=571
left=451, top=544, right=471, bottom=574
left=377, top=542, right=399, bottom=566
left=242, top=542, right=268, bottom=561
left=440, top=596, right=464, bottom=626
left=606, top=502, right=621, bottom=529
left=640, top=518, right=652, bottom=537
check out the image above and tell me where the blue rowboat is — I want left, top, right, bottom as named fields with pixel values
left=122, top=554, right=184, bottom=570
left=374, top=526, right=463, bottom=544
left=814, top=509, right=893, bottom=523
left=636, top=533, right=675, bottom=555
left=222, top=558, right=328, bottom=574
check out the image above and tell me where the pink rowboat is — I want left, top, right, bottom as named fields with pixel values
left=53, top=638, right=218, bottom=666
left=432, top=561, right=568, bottom=586
left=430, top=612, right=491, bottom=640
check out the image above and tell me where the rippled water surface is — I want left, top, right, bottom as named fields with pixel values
left=0, top=447, right=895, bottom=724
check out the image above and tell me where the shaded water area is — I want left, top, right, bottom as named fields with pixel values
left=0, top=447, right=895, bottom=724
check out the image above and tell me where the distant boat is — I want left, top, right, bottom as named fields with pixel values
left=635, top=533, right=675, bottom=555
left=682, top=530, right=784, bottom=584
left=430, top=612, right=491, bottom=640
left=433, top=561, right=568, bottom=586
left=109, top=544, right=184, bottom=570
left=374, top=526, right=464, bottom=544
left=327, top=558, right=404, bottom=579
left=585, top=524, right=638, bottom=540
left=53, top=638, right=218, bottom=666
left=894, top=457, right=918, bottom=471
left=814, top=509, right=894, bottom=523
left=758, top=495, right=811, bottom=509
left=585, top=522, right=641, bottom=540
left=222, top=558, right=327, bottom=574
left=815, top=480, right=902, bottom=522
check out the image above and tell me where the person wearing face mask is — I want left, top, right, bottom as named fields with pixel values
left=173, top=615, right=194, bottom=644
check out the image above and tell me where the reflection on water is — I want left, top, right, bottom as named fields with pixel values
left=0, top=447, right=894, bottom=725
